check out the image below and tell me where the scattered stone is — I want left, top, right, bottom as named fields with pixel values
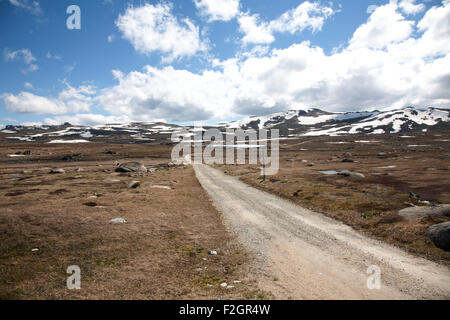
left=341, top=158, right=354, bottom=163
left=337, top=170, right=365, bottom=178
left=409, top=192, right=420, bottom=199
left=167, top=159, right=184, bottom=167
left=83, top=201, right=97, bottom=207
left=104, top=178, right=121, bottom=183
left=233, top=280, right=242, bottom=284
left=306, top=163, right=314, bottom=167
left=220, top=283, right=228, bottom=288
left=427, top=222, right=450, bottom=251
left=399, top=204, right=450, bottom=220
left=110, top=218, right=127, bottom=224
left=150, top=185, right=172, bottom=190
left=226, top=285, right=234, bottom=289
left=115, top=162, right=147, bottom=173
left=128, top=181, right=141, bottom=189
left=103, top=150, right=116, bottom=155
left=31, top=248, right=39, bottom=252
left=61, top=154, right=80, bottom=161
left=49, top=168, right=65, bottom=174
left=208, top=250, right=218, bottom=255
left=75, top=168, right=83, bottom=172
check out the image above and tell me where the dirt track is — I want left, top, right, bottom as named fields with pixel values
left=194, top=164, right=450, bottom=300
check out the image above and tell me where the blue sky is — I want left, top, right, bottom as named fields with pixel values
left=0, top=0, right=448, bottom=126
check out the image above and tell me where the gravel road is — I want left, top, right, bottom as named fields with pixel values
left=194, top=164, right=450, bottom=300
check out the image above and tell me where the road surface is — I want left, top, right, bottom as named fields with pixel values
left=194, top=164, right=450, bottom=299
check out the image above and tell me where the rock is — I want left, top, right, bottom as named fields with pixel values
left=115, top=162, right=147, bottom=173
left=220, top=283, right=228, bottom=288
left=104, top=179, right=121, bottom=183
left=168, top=159, right=184, bottom=167
left=226, top=285, right=234, bottom=289
left=110, top=218, right=127, bottom=224
left=341, top=158, right=354, bottom=163
left=337, top=170, right=365, bottom=178
left=128, top=181, right=141, bottom=189
left=409, top=192, right=419, bottom=199
left=31, top=248, right=39, bottom=252
left=49, top=168, right=65, bottom=174
left=83, top=201, right=97, bottom=207
left=150, top=185, right=172, bottom=190
left=75, top=168, right=83, bottom=172
left=427, top=222, right=450, bottom=251
left=306, top=163, right=314, bottom=167
left=399, top=204, right=450, bottom=220
left=208, top=250, right=218, bottom=255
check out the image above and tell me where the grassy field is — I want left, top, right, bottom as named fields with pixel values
left=0, top=142, right=267, bottom=299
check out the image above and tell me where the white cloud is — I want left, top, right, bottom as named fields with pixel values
left=8, top=0, right=42, bottom=15
left=92, top=1, right=450, bottom=122
left=3, top=83, right=96, bottom=115
left=398, top=0, right=426, bottom=15
left=4, top=1, right=450, bottom=125
left=24, top=82, right=33, bottom=89
left=367, top=5, right=378, bottom=14
left=46, top=52, right=62, bottom=60
left=4, top=48, right=36, bottom=64
left=194, top=0, right=240, bottom=22
left=107, top=34, right=115, bottom=43
left=349, top=2, right=414, bottom=50
left=21, top=64, right=39, bottom=74
left=237, top=13, right=274, bottom=44
left=116, top=3, right=207, bottom=62
left=96, top=65, right=234, bottom=121
left=238, top=1, right=335, bottom=45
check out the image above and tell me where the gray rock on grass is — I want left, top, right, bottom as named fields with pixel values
left=399, top=204, right=450, bottom=220
left=427, top=222, right=450, bottom=251
left=115, top=162, right=147, bottom=173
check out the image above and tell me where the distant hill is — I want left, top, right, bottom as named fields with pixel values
left=1, top=107, right=449, bottom=142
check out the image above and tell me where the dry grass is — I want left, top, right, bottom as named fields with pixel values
left=0, top=142, right=266, bottom=299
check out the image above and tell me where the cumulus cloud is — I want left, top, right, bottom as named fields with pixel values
left=3, top=83, right=96, bottom=115
left=194, top=0, right=240, bottom=22
left=116, top=3, right=207, bottom=62
left=4, top=1, right=450, bottom=125
left=8, top=0, right=42, bottom=15
left=93, top=1, right=450, bottom=121
left=398, top=0, right=426, bottom=15
left=96, top=66, right=234, bottom=121
left=349, top=2, right=414, bottom=50
left=238, top=1, right=335, bottom=45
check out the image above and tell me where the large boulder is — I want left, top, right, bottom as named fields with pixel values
left=399, top=204, right=450, bottom=220
left=115, top=162, right=147, bottom=173
left=427, top=222, right=450, bottom=251
left=338, top=170, right=365, bottom=178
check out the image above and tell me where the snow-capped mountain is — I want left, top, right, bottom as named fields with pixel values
left=223, top=107, right=450, bottom=136
left=1, top=107, right=449, bottom=143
